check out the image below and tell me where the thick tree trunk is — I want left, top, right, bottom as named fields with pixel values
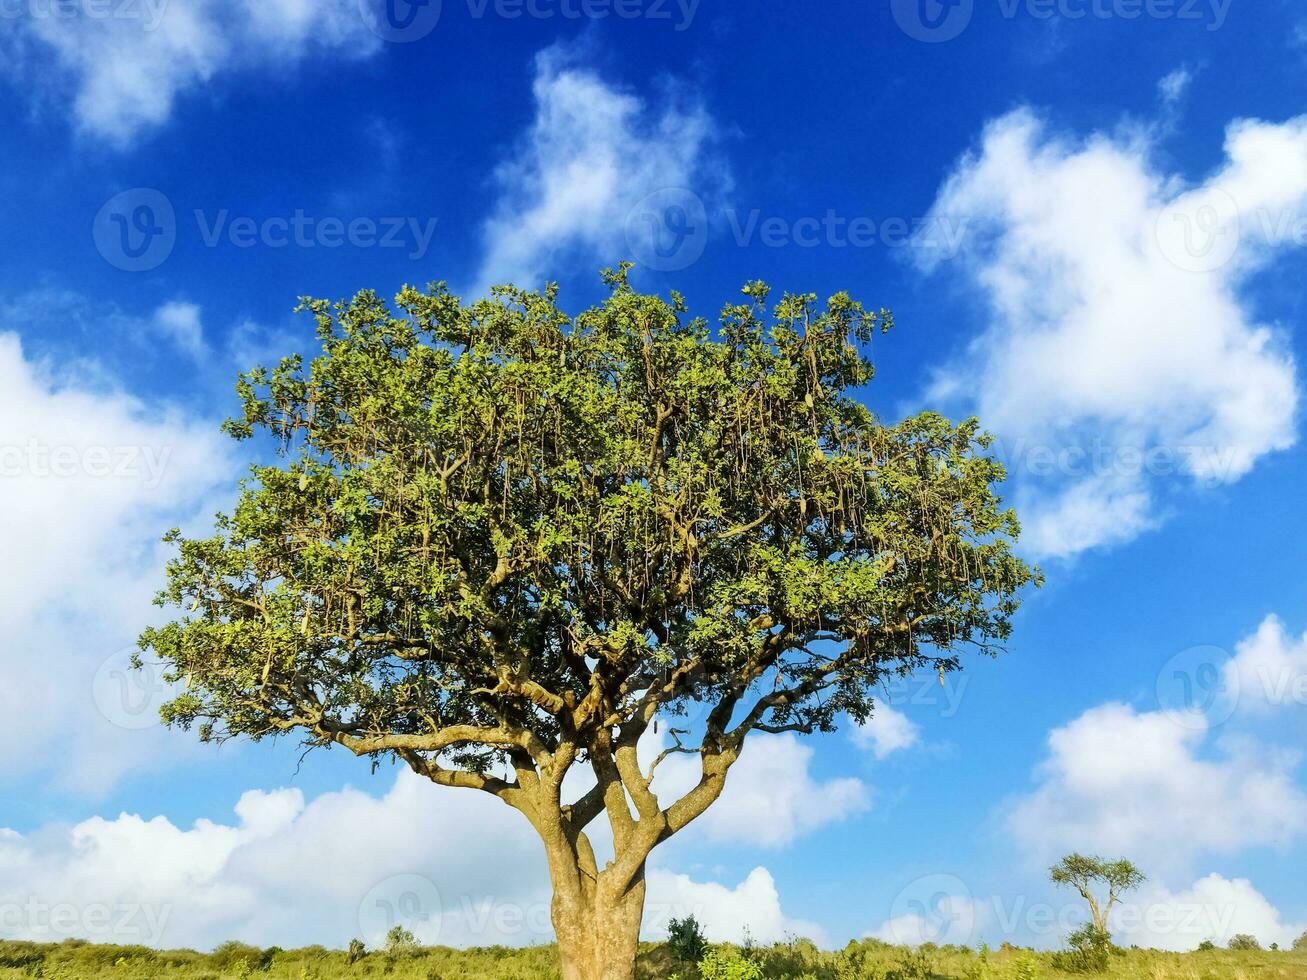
left=551, top=864, right=646, bottom=980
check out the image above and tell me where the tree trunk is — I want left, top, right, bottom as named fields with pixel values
left=551, top=864, right=646, bottom=980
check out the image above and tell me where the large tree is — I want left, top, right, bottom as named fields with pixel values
left=139, top=267, right=1036, bottom=980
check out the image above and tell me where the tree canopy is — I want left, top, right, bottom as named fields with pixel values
left=139, top=267, right=1036, bottom=979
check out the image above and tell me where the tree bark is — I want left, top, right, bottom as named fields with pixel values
left=550, top=857, right=646, bottom=980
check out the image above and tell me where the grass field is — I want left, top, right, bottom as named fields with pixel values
left=2, top=937, right=1304, bottom=979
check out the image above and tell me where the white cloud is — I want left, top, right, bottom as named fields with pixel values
left=920, top=108, right=1304, bottom=558
left=869, top=894, right=989, bottom=948
left=850, top=705, right=921, bottom=760
left=649, top=733, right=870, bottom=849
left=1225, top=615, right=1307, bottom=716
left=646, top=867, right=824, bottom=946
left=0, top=333, right=230, bottom=793
left=473, top=44, right=728, bottom=291
left=1157, top=68, right=1193, bottom=106
left=1111, top=874, right=1306, bottom=951
left=152, top=301, right=206, bottom=358
left=5, top=0, right=380, bottom=145
left=1007, top=702, right=1307, bottom=875
left=0, top=769, right=812, bottom=950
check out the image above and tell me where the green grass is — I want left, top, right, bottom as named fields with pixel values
left=1, top=937, right=1303, bottom=980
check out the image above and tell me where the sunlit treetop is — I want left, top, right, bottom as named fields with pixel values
left=141, top=264, right=1035, bottom=849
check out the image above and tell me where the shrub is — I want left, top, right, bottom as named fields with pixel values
left=1012, top=953, right=1039, bottom=980
left=698, top=946, right=763, bottom=980
left=346, top=939, right=367, bottom=964
left=1294, top=931, right=1307, bottom=951
left=1228, top=933, right=1262, bottom=951
left=210, top=941, right=263, bottom=969
left=384, top=926, right=419, bottom=955
left=666, top=915, right=708, bottom=964
left=1050, top=925, right=1113, bottom=973
left=1196, top=939, right=1216, bottom=951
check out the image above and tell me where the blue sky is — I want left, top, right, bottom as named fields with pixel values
left=2, top=0, right=1307, bottom=956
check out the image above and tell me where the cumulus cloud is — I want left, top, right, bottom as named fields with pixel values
left=919, top=107, right=1305, bottom=557
left=1007, top=702, right=1307, bottom=874
left=3, top=0, right=380, bottom=145
left=472, top=44, right=728, bottom=291
left=1224, top=615, right=1307, bottom=716
left=850, top=705, right=921, bottom=760
left=151, top=301, right=206, bottom=359
left=0, top=769, right=812, bottom=950
left=648, top=733, right=870, bottom=849
left=0, top=333, right=230, bottom=793
left=647, top=867, right=824, bottom=946
left=1110, top=874, right=1307, bottom=951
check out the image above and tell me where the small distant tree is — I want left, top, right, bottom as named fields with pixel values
left=1196, top=939, right=1216, bottom=952
left=139, top=270, right=1035, bottom=980
left=1294, top=931, right=1307, bottom=951
left=384, top=926, right=418, bottom=954
left=666, top=915, right=708, bottom=964
left=346, top=939, right=367, bottom=964
left=1228, top=934, right=1262, bottom=951
left=1050, top=853, right=1145, bottom=938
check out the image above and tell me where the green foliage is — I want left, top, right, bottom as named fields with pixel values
left=346, top=940, right=366, bottom=965
left=1196, top=939, right=1216, bottom=952
left=665, top=916, right=708, bottom=964
left=1050, top=925, right=1113, bottom=974
left=698, top=946, right=763, bottom=980
left=384, top=927, right=418, bottom=955
left=1049, top=855, right=1146, bottom=898
left=1293, top=931, right=1307, bottom=951
left=1010, top=953, right=1038, bottom=980
left=1, top=936, right=1306, bottom=980
left=1049, top=853, right=1146, bottom=942
left=139, top=270, right=1034, bottom=794
left=1228, top=934, right=1262, bottom=951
